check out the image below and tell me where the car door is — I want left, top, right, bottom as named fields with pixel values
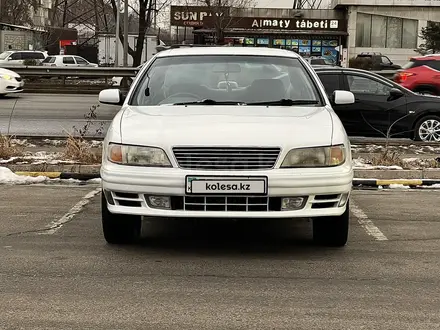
left=62, top=56, right=76, bottom=67
left=8, top=52, right=23, bottom=66
left=342, top=72, right=408, bottom=137
left=317, top=71, right=362, bottom=136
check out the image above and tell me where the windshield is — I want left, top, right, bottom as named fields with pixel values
left=130, top=55, right=321, bottom=106
left=0, top=51, right=12, bottom=60
left=402, top=60, right=417, bottom=69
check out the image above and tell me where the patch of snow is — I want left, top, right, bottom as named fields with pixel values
left=420, top=184, right=440, bottom=189
left=42, top=139, right=66, bottom=147
left=88, top=178, right=101, bottom=184
left=353, top=158, right=403, bottom=170
left=0, top=157, right=19, bottom=164
left=90, top=140, right=102, bottom=148
left=0, top=167, right=47, bottom=184
left=389, top=184, right=410, bottom=189
left=10, top=139, right=36, bottom=148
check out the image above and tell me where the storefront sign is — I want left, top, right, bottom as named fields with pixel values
left=251, top=18, right=340, bottom=30
left=170, top=5, right=230, bottom=27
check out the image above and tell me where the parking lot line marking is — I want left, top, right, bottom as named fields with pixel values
left=40, top=188, right=101, bottom=235
left=351, top=200, right=388, bottom=241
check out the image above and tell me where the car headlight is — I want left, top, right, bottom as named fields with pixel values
left=281, top=145, right=345, bottom=168
left=0, top=74, right=12, bottom=80
left=108, top=143, right=172, bottom=167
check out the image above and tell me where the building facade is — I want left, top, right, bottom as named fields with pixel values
left=332, top=0, right=440, bottom=65
left=170, top=6, right=348, bottom=65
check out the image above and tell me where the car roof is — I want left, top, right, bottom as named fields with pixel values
left=10, top=50, right=44, bottom=53
left=155, top=46, right=300, bottom=59
left=410, top=54, right=440, bottom=61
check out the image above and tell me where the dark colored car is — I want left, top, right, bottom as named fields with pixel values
left=356, top=52, right=401, bottom=71
left=314, top=66, right=440, bottom=142
left=393, top=55, right=440, bottom=95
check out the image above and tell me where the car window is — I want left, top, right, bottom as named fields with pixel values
left=346, top=75, right=392, bottom=96
left=0, top=51, right=12, bottom=60
left=427, top=61, right=440, bottom=71
left=318, top=73, right=341, bottom=95
left=75, top=56, right=88, bottom=64
left=381, top=56, right=391, bottom=65
left=63, top=56, right=75, bottom=64
left=35, top=52, right=45, bottom=59
left=42, top=56, right=55, bottom=63
left=402, top=59, right=429, bottom=69
left=10, top=52, right=22, bottom=60
left=130, top=55, right=322, bottom=106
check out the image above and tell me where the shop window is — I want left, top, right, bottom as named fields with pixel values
left=371, top=15, right=386, bottom=48
left=356, top=13, right=371, bottom=47
left=386, top=17, right=403, bottom=48
left=356, top=13, right=418, bottom=49
left=402, top=19, right=418, bottom=49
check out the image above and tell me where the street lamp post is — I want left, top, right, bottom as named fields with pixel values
left=114, top=0, right=120, bottom=66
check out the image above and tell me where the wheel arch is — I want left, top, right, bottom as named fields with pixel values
left=411, top=111, right=440, bottom=139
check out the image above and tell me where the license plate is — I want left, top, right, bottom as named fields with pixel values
left=186, top=176, right=268, bottom=195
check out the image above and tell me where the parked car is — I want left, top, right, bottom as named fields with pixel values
left=98, top=46, right=355, bottom=247
left=41, top=55, right=98, bottom=67
left=0, top=67, right=24, bottom=96
left=356, top=52, right=401, bottom=70
left=393, top=54, right=440, bottom=95
left=314, top=66, right=440, bottom=142
left=0, top=50, right=46, bottom=66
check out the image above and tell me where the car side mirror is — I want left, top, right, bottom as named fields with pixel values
left=387, top=87, right=404, bottom=101
left=331, top=90, right=355, bottom=105
left=99, top=89, right=125, bottom=105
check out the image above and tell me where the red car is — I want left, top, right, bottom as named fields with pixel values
left=393, top=55, right=440, bottom=95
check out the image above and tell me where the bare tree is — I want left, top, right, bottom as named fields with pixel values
left=109, top=0, right=170, bottom=67
left=184, top=0, right=255, bottom=44
left=0, top=0, right=40, bottom=25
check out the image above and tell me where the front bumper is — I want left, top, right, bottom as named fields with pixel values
left=0, top=78, right=24, bottom=94
left=101, top=161, right=353, bottom=219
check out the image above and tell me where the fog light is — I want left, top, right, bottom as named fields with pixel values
left=104, top=189, right=115, bottom=205
left=281, top=197, right=305, bottom=210
left=338, top=192, right=350, bottom=207
left=147, top=196, right=171, bottom=209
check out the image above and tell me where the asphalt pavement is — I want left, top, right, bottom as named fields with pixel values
left=1, top=185, right=439, bottom=329
left=0, top=93, right=118, bottom=137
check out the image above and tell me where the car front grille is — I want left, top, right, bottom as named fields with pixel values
left=171, top=196, right=282, bottom=211
left=172, top=147, right=281, bottom=170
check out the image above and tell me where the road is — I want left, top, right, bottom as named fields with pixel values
left=0, top=93, right=118, bottom=137
left=1, top=185, right=439, bottom=329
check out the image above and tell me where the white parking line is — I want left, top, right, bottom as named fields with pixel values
left=351, top=200, right=388, bottom=241
left=40, top=188, right=101, bottom=235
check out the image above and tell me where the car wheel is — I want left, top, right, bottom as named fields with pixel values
left=101, top=192, right=141, bottom=244
left=313, top=201, right=349, bottom=247
left=414, top=115, right=440, bottom=142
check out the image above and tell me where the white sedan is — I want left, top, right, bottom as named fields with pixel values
left=98, top=47, right=355, bottom=247
left=0, top=67, right=24, bottom=96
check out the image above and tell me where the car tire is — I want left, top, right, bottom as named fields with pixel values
left=101, top=192, right=141, bottom=244
left=414, top=115, right=440, bottom=142
left=313, top=201, right=349, bottom=247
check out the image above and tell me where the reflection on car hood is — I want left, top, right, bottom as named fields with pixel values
left=119, top=105, right=334, bottom=148
left=0, top=68, right=20, bottom=77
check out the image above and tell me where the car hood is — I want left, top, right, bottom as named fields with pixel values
left=0, top=67, right=20, bottom=77
left=118, top=105, right=334, bottom=149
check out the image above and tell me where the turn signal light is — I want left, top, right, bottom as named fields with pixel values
left=109, top=144, right=123, bottom=163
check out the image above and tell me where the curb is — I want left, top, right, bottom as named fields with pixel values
left=14, top=171, right=100, bottom=181
left=353, top=178, right=440, bottom=187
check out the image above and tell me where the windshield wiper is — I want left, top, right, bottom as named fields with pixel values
left=247, top=99, right=319, bottom=106
left=173, top=99, right=245, bottom=105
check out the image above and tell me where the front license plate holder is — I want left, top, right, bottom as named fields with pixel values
left=185, top=176, right=268, bottom=195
